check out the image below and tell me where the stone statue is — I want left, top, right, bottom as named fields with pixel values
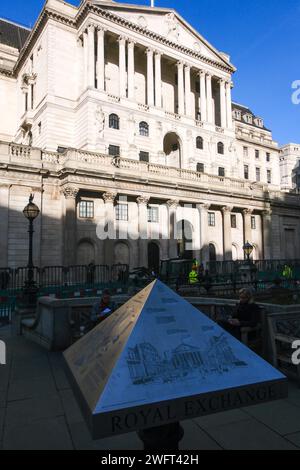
left=127, top=113, right=136, bottom=145
left=165, top=13, right=179, bottom=41
left=95, top=105, right=105, bottom=140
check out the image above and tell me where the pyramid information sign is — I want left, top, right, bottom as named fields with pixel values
left=64, top=280, right=287, bottom=439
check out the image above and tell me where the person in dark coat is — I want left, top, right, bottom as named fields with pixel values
left=219, top=288, right=260, bottom=340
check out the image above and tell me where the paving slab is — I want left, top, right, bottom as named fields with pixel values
left=243, top=399, right=300, bottom=435
left=180, top=420, right=222, bottom=450
left=5, top=394, right=64, bottom=429
left=3, top=416, right=74, bottom=450
left=203, top=418, right=298, bottom=450
left=284, top=432, right=300, bottom=448
left=10, top=355, right=50, bottom=382
left=59, top=389, right=84, bottom=425
left=7, top=374, right=57, bottom=402
left=49, top=353, right=70, bottom=390
left=0, top=390, right=6, bottom=408
left=0, top=408, right=5, bottom=442
left=285, top=382, right=300, bottom=408
left=193, top=408, right=249, bottom=430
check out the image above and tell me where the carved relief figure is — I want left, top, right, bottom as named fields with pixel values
left=165, top=13, right=179, bottom=41
left=95, top=105, right=105, bottom=140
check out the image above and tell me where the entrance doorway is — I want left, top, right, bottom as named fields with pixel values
left=148, top=242, right=160, bottom=274
left=163, top=132, right=182, bottom=167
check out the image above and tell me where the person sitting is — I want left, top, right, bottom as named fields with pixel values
left=218, top=288, right=260, bottom=340
left=91, top=290, right=115, bottom=325
left=188, top=266, right=199, bottom=285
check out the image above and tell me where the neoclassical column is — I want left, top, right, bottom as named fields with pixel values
left=96, top=27, right=105, bottom=91
left=137, top=196, right=150, bottom=267
left=219, top=79, right=227, bottom=128
left=83, top=31, right=88, bottom=89
left=167, top=199, right=179, bottom=259
left=184, top=64, right=192, bottom=116
left=242, top=208, right=253, bottom=249
left=0, top=184, right=10, bottom=267
left=177, top=62, right=185, bottom=115
left=146, top=48, right=154, bottom=106
left=62, top=186, right=79, bottom=266
left=197, top=203, right=210, bottom=264
left=154, top=51, right=162, bottom=108
left=262, top=209, right=272, bottom=260
left=103, top=192, right=117, bottom=266
left=206, top=73, right=213, bottom=124
left=199, top=71, right=207, bottom=122
left=127, top=40, right=135, bottom=100
left=222, top=206, right=233, bottom=261
left=87, top=24, right=95, bottom=88
left=119, top=36, right=127, bottom=98
left=226, top=81, right=233, bottom=129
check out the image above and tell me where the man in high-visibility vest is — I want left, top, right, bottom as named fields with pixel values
left=189, top=266, right=199, bottom=285
left=282, top=264, right=293, bottom=279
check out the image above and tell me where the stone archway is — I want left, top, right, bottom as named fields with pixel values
left=77, top=239, right=95, bottom=265
left=163, top=132, right=182, bottom=168
left=114, top=241, right=130, bottom=266
left=148, top=242, right=160, bottom=274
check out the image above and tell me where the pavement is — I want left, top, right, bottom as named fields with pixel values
left=1, top=325, right=300, bottom=450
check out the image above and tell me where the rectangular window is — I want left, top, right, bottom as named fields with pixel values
left=116, top=204, right=128, bottom=221
left=244, top=165, right=249, bottom=180
left=148, top=206, right=159, bottom=223
left=256, top=167, right=261, bottom=182
left=38, top=122, right=42, bottom=135
left=251, top=216, right=256, bottom=230
left=197, top=163, right=204, bottom=173
left=231, top=214, right=237, bottom=229
left=139, top=151, right=149, bottom=162
left=31, top=84, right=34, bottom=109
left=109, top=145, right=120, bottom=157
left=267, top=169, right=272, bottom=184
left=266, top=152, right=271, bottom=162
left=25, top=92, right=28, bottom=112
left=255, top=149, right=260, bottom=159
left=79, top=201, right=94, bottom=219
left=218, top=167, right=225, bottom=177
left=208, top=212, right=215, bottom=227
left=195, top=81, right=200, bottom=93
left=243, top=146, right=248, bottom=157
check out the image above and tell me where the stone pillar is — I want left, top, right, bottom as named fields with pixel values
left=137, top=196, right=150, bottom=267
left=167, top=199, right=179, bottom=259
left=103, top=192, right=117, bottom=266
left=199, top=71, right=207, bottom=122
left=184, top=64, right=192, bottom=116
left=62, top=186, right=79, bottom=266
left=97, top=27, right=105, bottom=91
left=87, top=24, right=95, bottom=88
left=83, top=31, right=88, bottom=90
left=0, top=184, right=10, bottom=267
left=243, top=208, right=253, bottom=249
left=128, top=40, right=135, bottom=100
left=155, top=52, right=162, bottom=108
left=206, top=73, right=213, bottom=124
left=177, top=61, right=185, bottom=115
left=197, top=203, right=210, bottom=264
left=262, top=209, right=272, bottom=260
left=222, top=206, right=233, bottom=261
left=146, top=48, right=154, bottom=106
left=119, top=36, right=127, bottom=98
left=226, top=81, right=233, bottom=129
left=219, top=79, right=227, bottom=128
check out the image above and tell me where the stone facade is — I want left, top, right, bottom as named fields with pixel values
left=0, top=0, right=300, bottom=269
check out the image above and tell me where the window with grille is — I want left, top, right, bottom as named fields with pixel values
left=148, top=206, right=159, bottom=223
left=116, top=204, right=128, bottom=221
left=208, top=212, right=215, bottom=227
left=218, top=167, right=225, bottom=177
left=266, top=152, right=271, bottom=162
left=139, top=151, right=149, bottom=162
left=217, top=142, right=224, bottom=154
left=243, top=146, right=248, bottom=157
left=196, top=136, right=203, bottom=149
left=79, top=201, right=94, bottom=219
left=109, top=145, right=120, bottom=157
left=231, top=214, right=237, bottom=229
left=139, top=121, right=149, bottom=136
left=244, top=165, right=249, bottom=180
left=255, top=149, right=260, bottom=159
left=197, top=163, right=204, bottom=173
left=256, top=167, right=261, bottom=182
left=251, top=216, right=256, bottom=230
left=109, top=114, right=120, bottom=130
left=267, top=169, right=272, bottom=184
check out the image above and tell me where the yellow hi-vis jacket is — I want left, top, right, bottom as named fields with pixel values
left=189, top=270, right=198, bottom=284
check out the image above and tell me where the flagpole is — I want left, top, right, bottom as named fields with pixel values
left=151, top=0, right=155, bottom=7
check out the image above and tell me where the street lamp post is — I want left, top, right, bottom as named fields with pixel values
left=243, top=241, right=254, bottom=263
left=23, top=194, right=40, bottom=308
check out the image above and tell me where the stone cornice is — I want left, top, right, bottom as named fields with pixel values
left=10, top=1, right=234, bottom=78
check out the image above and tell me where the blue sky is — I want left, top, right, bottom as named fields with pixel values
left=1, top=0, right=299, bottom=145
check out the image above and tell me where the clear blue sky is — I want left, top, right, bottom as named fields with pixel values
left=1, top=0, right=299, bottom=145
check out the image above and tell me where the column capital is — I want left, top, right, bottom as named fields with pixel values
left=0, top=183, right=10, bottom=189
left=184, top=64, right=191, bottom=71
left=242, top=208, right=253, bottom=216
left=96, top=25, right=106, bottom=34
left=222, top=205, right=233, bottom=214
left=87, top=23, right=96, bottom=31
left=176, top=60, right=184, bottom=69
left=198, top=203, right=211, bottom=211
left=128, top=39, right=136, bottom=47
left=154, top=51, right=162, bottom=58
left=218, top=78, right=226, bottom=86
left=103, top=192, right=117, bottom=203
left=262, top=209, right=272, bottom=217
left=166, top=199, right=179, bottom=209
left=62, top=185, right=79, bottom=199
left=137, top=196, right=150, bottom=206
left=206, top=72, right=212, bottom=79
left=198, top=69, right=207, bottom=77
left=118, top=35, right=127, bottom=44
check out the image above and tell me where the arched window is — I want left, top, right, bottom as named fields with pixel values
left=196, top=136, right=203, bottom=150
left=109, top=113, right=120, bottom=130
left=139, top=121, right=149, bottom=137
left=217, top=142, right=224, bottom=154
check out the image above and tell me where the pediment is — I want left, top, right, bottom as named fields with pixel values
left=91, top=1, right=233, bottom=69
